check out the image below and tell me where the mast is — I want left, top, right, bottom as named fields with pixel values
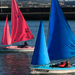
left=47, top=0, right=52, bottom=47
left=11, top=0, right=12, bottom=45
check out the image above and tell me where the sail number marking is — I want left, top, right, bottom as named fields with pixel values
left=34, top=69, right=49, bottom=72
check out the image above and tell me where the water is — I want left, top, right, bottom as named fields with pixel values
left=0, top=52, right=32, bottom=75
left=0, top=20, right=75, bottom=75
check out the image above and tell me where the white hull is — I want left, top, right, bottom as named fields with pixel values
left=30, top=68, right=75, bottom=74
left=29, top=65, right=75, bottom=74
left=0, top=46, right=34, bottom=52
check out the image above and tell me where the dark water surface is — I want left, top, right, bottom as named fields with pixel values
left=0, top=52, right=33, bottom=75
left=0, top=20, right=75, bottom=75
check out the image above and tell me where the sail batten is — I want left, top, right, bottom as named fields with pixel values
left=48, top=0, right=75, bottom=60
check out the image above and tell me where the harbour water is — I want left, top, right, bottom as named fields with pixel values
left=0, top=20, right=75, bottom=75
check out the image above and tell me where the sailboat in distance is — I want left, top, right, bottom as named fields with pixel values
left=0, top=0, right=34, bottom=52
left=30, top=0, right=75, bottom=74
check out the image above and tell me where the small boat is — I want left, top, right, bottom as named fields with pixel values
left=0, top=0, right=34, bottom=52
left=29, top=0, right=75, bottom=74
left=0, top=46, right=34, bottom=52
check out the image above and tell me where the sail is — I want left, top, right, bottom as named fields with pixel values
left=1, top=15, right=11, bottom=45
left=12, top=0, right=34, bottom=43
left=31, top=19, right=50, bottom=65
left=48, top=0, right=75, bottom=60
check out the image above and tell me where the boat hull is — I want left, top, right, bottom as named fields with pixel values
left=29, top=64, right=75, bottom=74
left=0, top=46, right=34, bottom=52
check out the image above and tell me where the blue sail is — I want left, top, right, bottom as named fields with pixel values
left=48, top=0, right=75, bottom=60
left=31, top=19, right=50, bottom=65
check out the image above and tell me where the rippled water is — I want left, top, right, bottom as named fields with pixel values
left=0, top=52, right=33, bottom=75
left=0, top=20, right=75, bottom=75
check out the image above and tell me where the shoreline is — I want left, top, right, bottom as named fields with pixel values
left=0, top=12, right=75, bottom=20
left=0, top=7, right=75, bottom=20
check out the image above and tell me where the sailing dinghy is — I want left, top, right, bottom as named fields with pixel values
left=0, top=0, right=34, bottom=52
left=30, top=0, right=75, bottom=74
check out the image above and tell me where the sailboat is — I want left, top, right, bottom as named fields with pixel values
left=30, top=0, right=75, bottom=74
left=0, top=0, right=34, bottom=52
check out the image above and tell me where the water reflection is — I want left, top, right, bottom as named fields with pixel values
left=0, top=53, right=30, bottom=75
left=0, top=52, right=75, bottom=75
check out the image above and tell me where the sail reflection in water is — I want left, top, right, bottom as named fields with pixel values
left=0, top=53, right=31, bottom=75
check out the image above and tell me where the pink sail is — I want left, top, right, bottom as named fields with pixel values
left=1, top=15, right=11, bottom=45
left=12, top=0, right=34, bottom=43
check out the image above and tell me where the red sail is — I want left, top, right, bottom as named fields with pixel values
left=12, top=0, right=34, bottom=43
left=1, top=15, right=11, bottom=45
